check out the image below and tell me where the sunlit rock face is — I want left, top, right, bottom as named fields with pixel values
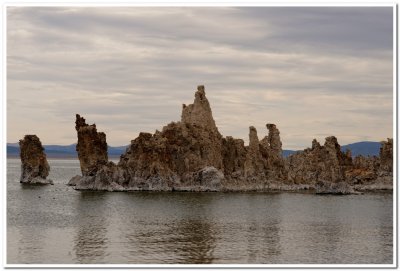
left=68, top=85, right=392, bottom=192
left=19, top=135, right=53, bottom=185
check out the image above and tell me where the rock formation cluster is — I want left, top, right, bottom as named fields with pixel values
left=68, top=85, right=393, bottom=193
left=19, top=135, right=53, bottom=184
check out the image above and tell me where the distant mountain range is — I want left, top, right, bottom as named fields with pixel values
left=7, top=141, right=382, bottom=158
left=283, top=141, right=381, bottom=158
left=7, top=143, right=128, bottom=158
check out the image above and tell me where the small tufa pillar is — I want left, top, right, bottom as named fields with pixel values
left=19, top=135, right=53, bottom=184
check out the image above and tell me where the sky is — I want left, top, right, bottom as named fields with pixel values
left=7, top=7, right=393, bottom=150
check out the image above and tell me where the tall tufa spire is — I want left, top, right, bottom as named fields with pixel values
left=181, top=85, right=218, bottom=132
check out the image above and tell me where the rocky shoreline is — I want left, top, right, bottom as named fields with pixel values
left=65, top=85, right=392, bottom=194
left=68, top=178, right=392, bottom=194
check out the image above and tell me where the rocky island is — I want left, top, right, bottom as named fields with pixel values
left=68, top=85, right=393, bottom=193
left=19, top=135, right=53, bottom=185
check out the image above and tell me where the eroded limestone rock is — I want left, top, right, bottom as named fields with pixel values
left=261, top=124, right=286, bottom=181
left=345, top=138, right=393, bottom=188
left=345, top=155, right=379, bottom=184
left=19, top=135, right=53, bottom=184
left=192, top=166, right=224, bottom=191
left=68, top=115, right=110, bottom=187
left=244, top=126, right=265, bottom=178
left=119, top=86, right=222, bottom=178
left=315, top=181, right=357, bottom=195
left=71, top=86, right=226, bottom=191
left=379, top=138, right=393, bottom=172
left=68, top=85, right=392, bottom=192
left=119, top=86, right=224, bottom=186
left=286, top=136, right=352, bottom=185
left=222, top=136, right=246, bottom=177
left=375, top=138, right=393, bottom=186
left=181, top=85, right=218, bottom=132
left=75, top=114, right=108, bottom=176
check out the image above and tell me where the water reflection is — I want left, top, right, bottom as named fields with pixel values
left=375, top=194, right=393, bottom=263
left=15, top=227, right=46, bottom=264
left=167, top=218, right=216, bottom=264
left=9, top=185, right=48, bottom=263
left=121, top=193, right=218, bottom=264
left=378, top=217, right=393, bottom=264
left=261, top=221, right=282, bottom=262
left=307, top=221, right=344, bottom=263
left=245, top=194, right=282, bottom=263
left=73, top=192, right=109, bottom=264
left=7, top=157, right=394, bottom=265
left=20, top=183, right=49, bottom=190
left=167, top=194, right=217, bottom=264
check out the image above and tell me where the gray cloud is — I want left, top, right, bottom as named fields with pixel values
left=238, top=7, right=393, bottom=53
left=7, top=7, right=393, bottom=150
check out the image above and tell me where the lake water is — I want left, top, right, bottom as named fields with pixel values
left=7, top=158, right=393, bottom=264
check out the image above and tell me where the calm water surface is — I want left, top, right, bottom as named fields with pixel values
left=7, top=158, right=393, bottom=264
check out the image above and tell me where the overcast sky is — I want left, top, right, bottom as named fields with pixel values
left=7, top=7, right=393, bottom=150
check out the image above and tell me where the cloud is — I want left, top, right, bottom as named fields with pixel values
left=7, top=7, right=393, bottom=150
left=238, top=7, right=393, bottom=54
